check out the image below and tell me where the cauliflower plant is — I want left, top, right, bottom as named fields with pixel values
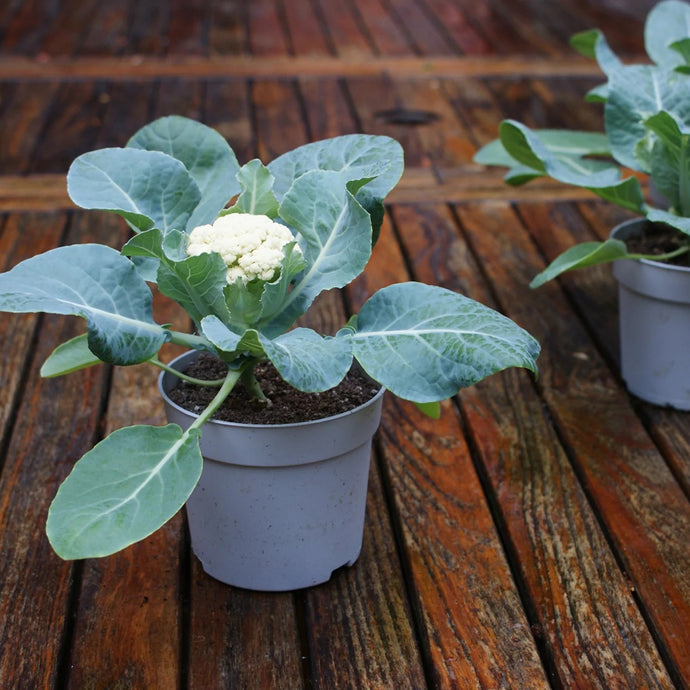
left=187, top=213, right=299, bottom=283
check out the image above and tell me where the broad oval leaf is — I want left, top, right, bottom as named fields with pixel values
left=645, top=0, right=690, bottom=68
left=157, top=252, right=232, bottom=327
left=67, top=147, right=202, bottom=233
left=350, top=282, right=540, bottom=403
left=530, top=239, right=631, bottom=288
left=128, top=115, right=240, bottom=229
left=222, top=159, right=279, bottom=217
left=41, top=333, right=102, bottom=377
left=268, top=134, right=404, bottom=202
left=271, top=170, right=372, bottom=329
left=47, top=424, right=203, bottom=559
left=263, top=328, right=353, bottom=392
left=0, top=244, right=168, bottom=364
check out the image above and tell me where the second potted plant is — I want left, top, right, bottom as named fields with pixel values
left=474, top=0, right=690, bottom=409
left=0, top=115, right=540, bottom=590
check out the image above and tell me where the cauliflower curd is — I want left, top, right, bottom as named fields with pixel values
left=187, top=213, right=299, bottom=284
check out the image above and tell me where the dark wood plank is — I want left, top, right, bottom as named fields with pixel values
left=127, top=1, right=170, bottom=56
left=252, top=80, right=309, bottom=161
left=167, top=0, right=210, bottom=56
left=282, top=0, right=332, bottom=56
left=382, top=0, right=457, bottom=56
left=65, top=217, right=190, bottom=689
left=346, top=216, right=549, bottom=688
left=0, top=81, right=60, bottom=174
left=247, top=0, right=290, bottom=56
left=0, top=212, right=65, bottom=441
left=463, top=199, right=690, bottom=685
left=404, top=201, right=672, bottom=687
left=419, top=0, right=492, bottom=54
left=209, top=0, right=247, bottom=55
left=313, top=0, right=374, bottom=57
left=350, top=0, right=412, bottom=56
left=188, top=576, right=304, bottom=689
left=25, top=81, right=107, bottom=174
left=0, top=213, right=112, bottom=688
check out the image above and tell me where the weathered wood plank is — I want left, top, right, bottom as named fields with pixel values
left=25, top=81, right=106, bottom=174
left=0, top=166, right=603, bottom=212
left=247, top=0, right=290, bottom=56
left=0, top=81, right=60, bottom=174
left=314, top=0, right=374, bottom=57
left=209, top=0, right=247, bottom=55
left=65, top=215, right=189, bottom=690
left=382, top=0, right=457, bottom=56
left=406, top=201, right=671, bottom=688
left=0, top=213, right=65, bottom=438
left=464, top=199, right=690, bottom=685
left=419, top=0, right=492, bottom=54
left=346, top=215, right=549, bottom=688
left=0, top=54, right=608, bottom=81
left=282, top=0, right=332, bottom=56
left=350, top=0, right=412, bottom=56
left=0, top=213, right=111, bottom=688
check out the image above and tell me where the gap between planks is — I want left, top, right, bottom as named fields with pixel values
left=0, top=169, right=598, bottom=212
left=0, top=54, right=607, bottom=81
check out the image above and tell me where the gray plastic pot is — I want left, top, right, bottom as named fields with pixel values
left=612, top=218, right=690, bottom=409
left=159, top=351, right=385, bottom=591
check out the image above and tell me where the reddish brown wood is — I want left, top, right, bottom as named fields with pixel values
left=247, top=0, right=290, bottom=56
left=346, top=217, right=549, bottom=688
left=282, top=0, right=332, bottom=56
left=462, top=200, right=690, bottom=685
left=0, top=81, right=60, bottom=173
left=395, top=202, right=672, bottom=687
left=350, top=0, right=412, bottom=56
left=0, top=213, right=65, bottom=437
left=0, top=213, right=115, bottom=688
left=66, top=216, right=190, bottom=689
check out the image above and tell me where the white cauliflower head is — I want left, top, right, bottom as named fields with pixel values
left=187, top=213, right=300, bottom=284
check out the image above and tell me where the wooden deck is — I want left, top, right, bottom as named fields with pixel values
left=1, top=0, right=689, bottom=687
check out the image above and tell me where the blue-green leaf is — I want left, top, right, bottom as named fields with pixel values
left=157, top=252, right=232, bottom=326
left=645, top=0, right=690, bottom=68
left=270, top=170, right=373, bottom=328
left=40, top=334, right=102, bottom=377
left=349, top=283, right=540, bottom=403
left=268, top=134, right=403, bottom=240
left=222, top=159, right=279, bottom=217
left=263, top=328, right=353, bottom=392
left=0, top=245, right=168, bottom=364
left=47, top=424, right=203, bottom=559
left=127, top=115, right=240, bottom=229
left=530, top=239, right=632, bottom=288
left=67, top=148, right=201, bottom=233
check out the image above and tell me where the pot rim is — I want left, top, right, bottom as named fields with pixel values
left=612, top=217, right=690, bottom=274
left=158, top=349, right=386, bottom=430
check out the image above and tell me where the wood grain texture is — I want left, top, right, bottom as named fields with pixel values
left=0, top=214, right=113, bottom=688
left=402, top=201, right=672, bottom=687
left=347, top=217, right=549, bottom=688
left=461, top=200, right=690, bottom=685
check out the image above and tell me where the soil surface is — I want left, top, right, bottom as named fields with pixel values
left=167, top=353, right=381, bottom=424
left=624, top=222, right=690, bottom=266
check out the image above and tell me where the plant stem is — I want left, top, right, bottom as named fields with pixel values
left=627, top=244, right=690, bottom=262
left=167, top=330, right=213, bottom=350
left=188, top=363, right=250, bottom=432
left=149, top=357, right=227, bottom=387
left=241, top=366, right=273, bottom=406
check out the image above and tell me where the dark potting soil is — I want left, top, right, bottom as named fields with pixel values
left=168, top=353, right=381, bottom=424
left=624, top=223, right=690, bottom=267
